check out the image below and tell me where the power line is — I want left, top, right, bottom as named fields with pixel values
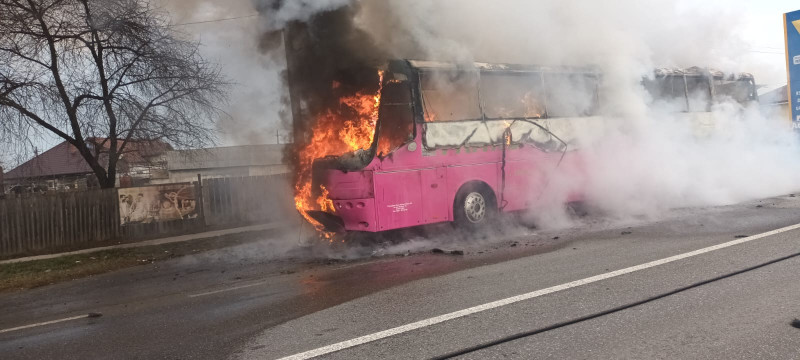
left=750, top=45, right=785, bottom=50
left=747, top=50, right=785, bottom=55
left=170, top=14, right=259, bottom=27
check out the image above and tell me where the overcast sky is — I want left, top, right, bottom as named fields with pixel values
left=7, top=1, right=800, bottom=168
left=162, top=0, right=800, bottom=153
left=677, top=0, right=796, bottom=86
left=173, top=0, right=800, bottom=143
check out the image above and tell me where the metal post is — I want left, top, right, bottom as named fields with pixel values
left=196, top=173, right=206, bottom=228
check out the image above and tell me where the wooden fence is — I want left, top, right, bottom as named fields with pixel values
left=203, top=174, right=294, bottom=227
left=0, top=174, right=294, bottom=258
left=0, top=189, right=119, bottom=257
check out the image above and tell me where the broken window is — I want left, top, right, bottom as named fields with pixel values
left=685, top=76, right=711, bottom=112
left=714, top=78, right=757, bottom=104
left=377, top=80, right=414, bottom=155
left=544, top=73, right=599, bottom=117
left=480, top=73, right=546, bottom=119
left=420, top=71, right=482, bottom=122
left=643, top=75, right=688, bottom=112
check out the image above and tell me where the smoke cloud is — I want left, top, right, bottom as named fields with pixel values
left=160, top=0, right=292, bottom=145
left=162, top=0, right=797, bottom=250
left=352, top=0, right=799, bottom=225
left=254, top=0, right=351, bottom=30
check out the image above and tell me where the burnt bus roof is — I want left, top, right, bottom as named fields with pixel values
left=388, top=59, right=601, bottom=75
left=653, top=66, right=754, bottom=80
left=385, top=61, right=752, bottom=81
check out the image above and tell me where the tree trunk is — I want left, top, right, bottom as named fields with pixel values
left=91, top=163, right=114, bottom=189
left=104, top=156, right=118, bottom=189
left=73, top=143, right=113, bottom=189
left=100, top=175, right=116, bottom=189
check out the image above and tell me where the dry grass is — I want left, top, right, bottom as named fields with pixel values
left=0, top=231, right=267, bottom=292
left=0, top=249, right=175, bottom=292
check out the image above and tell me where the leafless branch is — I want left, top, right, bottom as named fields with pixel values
left=0, top=0, right=229, bottom=187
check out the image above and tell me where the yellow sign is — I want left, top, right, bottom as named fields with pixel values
left=793, top=19, right=800, bottom=35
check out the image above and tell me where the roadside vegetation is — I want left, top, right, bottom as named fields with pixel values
left=0, top=232, right=265, bottom=292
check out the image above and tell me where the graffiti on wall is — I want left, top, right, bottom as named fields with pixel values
left=119, top=183, right=197, bottom=225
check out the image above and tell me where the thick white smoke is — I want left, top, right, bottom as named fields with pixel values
left=159, top=0, right=283, bottom=145
left=259, top=0, right=351, bottom=30
left=162, top=0, right=798, bottom=240
left=354, top=0, right=800, bottom=227
left=159, top=0, right=358, bottom=145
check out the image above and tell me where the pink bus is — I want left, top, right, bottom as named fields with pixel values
left=306, top=60, right=599, bottom=233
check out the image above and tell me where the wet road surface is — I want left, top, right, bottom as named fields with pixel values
left=2, top=195, right=800, bottom=359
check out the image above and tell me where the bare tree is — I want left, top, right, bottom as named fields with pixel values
left=0, top=0, right=228, bottom=188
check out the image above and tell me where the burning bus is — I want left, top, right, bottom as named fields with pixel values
left=295, top=60, right=600, bottom=233
left=279, top=6, right=764, bottom=236
left=289, top=61, right=761, bottom=234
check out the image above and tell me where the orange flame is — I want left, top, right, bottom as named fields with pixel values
left=294, top=71, right=384, bottom=233
left=317, top=185, right=335, bottom=213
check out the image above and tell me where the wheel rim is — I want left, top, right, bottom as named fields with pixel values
left=463, top=192, right=487, bottom=223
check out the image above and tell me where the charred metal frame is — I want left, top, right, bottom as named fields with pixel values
left=408, top=60, right=599, bottom=153
left=310, top=59, right=601, bottom=175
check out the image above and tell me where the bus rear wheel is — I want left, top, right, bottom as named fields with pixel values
left=454, top=184, right=497, bottom=229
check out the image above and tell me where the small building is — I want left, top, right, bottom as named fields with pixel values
left=159, top=144, right=289, bottom=184
left=759, top=85, right=790, bottom=123
left=3, top=139, right=172, bottom=192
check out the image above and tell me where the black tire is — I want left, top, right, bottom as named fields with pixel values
left=453, top=183, right=497, bottom=229
left=566, top=201, right=589, bottom=217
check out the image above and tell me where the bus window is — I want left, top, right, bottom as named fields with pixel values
left=715, top=78, right=757, bottom=104
left=377, top=81, right=414, bottom=155
left=420, top=71, right=482, bottom=122
left=686, top=76, right=711, bottom=112
left=544, top=73, right=599, bottom=117
left=480, top=73, right=546, bottom=119
left=644, top=75, right=688, bottom=112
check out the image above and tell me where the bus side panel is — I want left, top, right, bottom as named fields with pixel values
left=374, top=170, right=424, bottom=231
left=445, top=163, right=501, bottom=219
left=420, top=167, right=449, bottom=224
left=332, top=198, right=379, bottom=232
left=559, top=152, right=589, bottom=203
left=501, top=158, right=548, bottom=212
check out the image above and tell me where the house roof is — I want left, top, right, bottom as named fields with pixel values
left=4, top=142, right=93, bottom=180
left=758, top=85, right=788, bottom=105
left=4, top=139, right=172, bottom=181
left=166, top=144, right=286, bottom=171
left=103, top=138, right=173, bottom=164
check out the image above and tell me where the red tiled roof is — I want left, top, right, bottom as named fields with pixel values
left=111, top=139, right=173, bottom=163
left=4, top=142, right=93, bottom=180
left=4, top=139, right=172, bottom=180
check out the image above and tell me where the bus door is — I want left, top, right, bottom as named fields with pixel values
left=372, top=74, right=424, bottom=230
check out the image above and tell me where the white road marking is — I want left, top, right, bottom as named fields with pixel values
left=277, top=222, right=800, bottom=360
left=188, top=281, right=271, bottom=298
left=0, top=315, right=90, bottom=334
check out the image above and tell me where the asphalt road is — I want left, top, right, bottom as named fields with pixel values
left=2, top=195, right=800, bottom=359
